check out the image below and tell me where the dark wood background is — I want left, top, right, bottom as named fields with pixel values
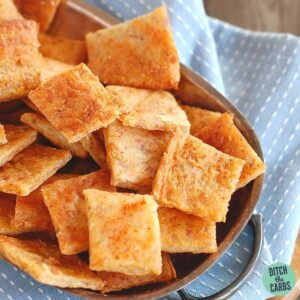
left=204, top=0, right=300, bottom=35
left=203, top=0, right=300, bottom=292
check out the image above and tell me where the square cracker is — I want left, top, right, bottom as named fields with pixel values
left=0, top=0, right=23, bottom=21
left=39, top=33, right=87, bottom=65
left=158, top=207, right=217, bottom=254
left=0, top=193, right=30, bottom=236
left=100, top=253, right=176, bottom=293
left=28, top=63, right=128, bottom=143
left=13, top=0, right=61, bottom=32
left=0, top=144, right=71, bottom=196
left=84, top=190, right=161, bottom=276
left=107, top=86, right=190, bottom=133
left=0, top=236, right=104, bottom=290
left=42, top=170, right=116, bottom=255
left=181, top=105, right=221, bottom=136
left=153, top=134, right=245, bottom=222
left=80, top=132, right=108, bottom=168
left=0, top=20, right=40, bottom=103
left=86, top=6, right=179, bottom=90
left=12, top=174, right=75, bottom=233
left=21, top=112, right=88, bottom=159
left=40, top=57, right=73, bottom=83
left=0, top=125, right=37, bottom=167
left=0, top=125, right=7, bottom=145
left=104, top=121, right=171, bottom=190
left=196, top=113, right=266, bottom=188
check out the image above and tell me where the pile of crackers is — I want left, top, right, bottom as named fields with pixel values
left=0, top=0, right=266, bottom=294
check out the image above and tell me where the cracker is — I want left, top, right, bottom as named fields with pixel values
left=40, top=57, right=73, bottom=83
left=86, top=6, right=179, bottom=90
left=0, top=0, right=23, bottom=21
left=0, top=125, right=7, bottom=145
left=0, top=193, right=29, bottom=236
left=104, top=121, right=171, bottom=190
left=107, top=86, right=190, bottom=133
left=21, top=112, right=88, bottom=159
left=84, top=190, right=161, bottom=276
left=100, top=253, right=176, bottom=293
left=28, top=63, right=128, bottom=143
left=0, top=144, right=71, bottom=196
left=0, top=236, right=104, bottom=290
left=0, top=20, right=40, bottom=103
left=42, top=170, right=116, bottom=255
left=197, top=113, right=266, bottom=188
left=158, top=207, right=217, bottom=253
left=153, top=134, right=245, bottom=222
left=80, top=132, right=108, bottom=168
left=13, top=0, right=61, bottom=32
left=39, top=33, right=87, bottom=65
left=12, top=174, right=75, bottom=232
left=0, top=125, right=37, bottom=167
left=181, top=105, right=221, bottom=136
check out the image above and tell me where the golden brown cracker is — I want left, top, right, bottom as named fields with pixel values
left=13, top=0, right=61, bottom=32
left=158, top=207, right=217, bottom=253
left=39, top=33, right=87, bottom=65
left=21, top=112, right=88, bottom=158
left=153, top=134, right=245, bottom=222
left=100, top=253, right=176, bottom=293
left=0, top=0, right=23, bottom=21
left=104, top=121, right=171, bottom=190
left=85, top=190, right=161, bottom=276
left=80, top=132, right=108, bottom=168
left=0, top=125, right=37, bottom=167
left=12, top=174, right=75, bottom=232
left=0, top=125, right=7, bottom=145
left=28, top=63, right=128, bottom=143
left=181, top=105, right=221, bottom=136
left=42, top=170, right=116, bottom=255
left=86, top=6, right=179, bottom=90
left=197, top=113, right=266, bottom=188
left=0, top=236, right=104, bottom=290
left=0, top=20, right=40, bottom=102
left=107, top=86, right=190, bottom=133
left=0, top=144, right=71, bottom=196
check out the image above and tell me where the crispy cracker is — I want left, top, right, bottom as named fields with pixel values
left=80, top=132, right=108, bottom=168
left=197, top=113, right=266, bottom=188
left=0, top=193, right=30, bottom=236
left=85, top=190, right=161, bottom=276
left=86, top=6, right=179, bottom=90
left=153, top=134, right=245, bottom=222
left=13, top=0, right=61, bottom=32
left=0, top=20, right=40, bottom=103
left=104, top=121, right=171, bottom=190
left=0, top=108, right=31, bottom=125
left=39, top=33, right=87, bottom=65
left=0, top=125, right=37, bottom=167
left=28, top=63, right=128, bottom=143
left=100, top=253, right=176, bottom=293
left=158, top=207, right=217, bottom=253
left=0, top=144, right=71, bottom=196
left=12, top=174, right=75, bottom=233
left=0, top=236, right=104, bottom=290
left=0, top=0, right=23, bottom=21
left=40, top=57, right=74, bottom=83
left=21, top=112, right=88, bottom=158
left=0, top=125, right=7, bottom=145
left=107, top=86, right=190, bottom=133
left=181, top=105, right=221, bottom=136
left=42, top=170, right=116, bottom=255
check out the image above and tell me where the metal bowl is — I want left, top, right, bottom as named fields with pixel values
left=48, top=1, right=263, bottom=298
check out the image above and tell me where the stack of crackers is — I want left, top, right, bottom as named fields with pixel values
left=0, top=0, right=266, bottom=294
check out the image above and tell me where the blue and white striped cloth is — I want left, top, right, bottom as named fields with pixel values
left=1, top=1, right=299, bottom=299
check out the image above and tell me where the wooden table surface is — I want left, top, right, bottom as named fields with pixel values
left=204, top=0, right=300, bottom=286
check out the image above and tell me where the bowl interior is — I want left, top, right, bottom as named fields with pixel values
left=45, top=1, right=264, bottom=299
